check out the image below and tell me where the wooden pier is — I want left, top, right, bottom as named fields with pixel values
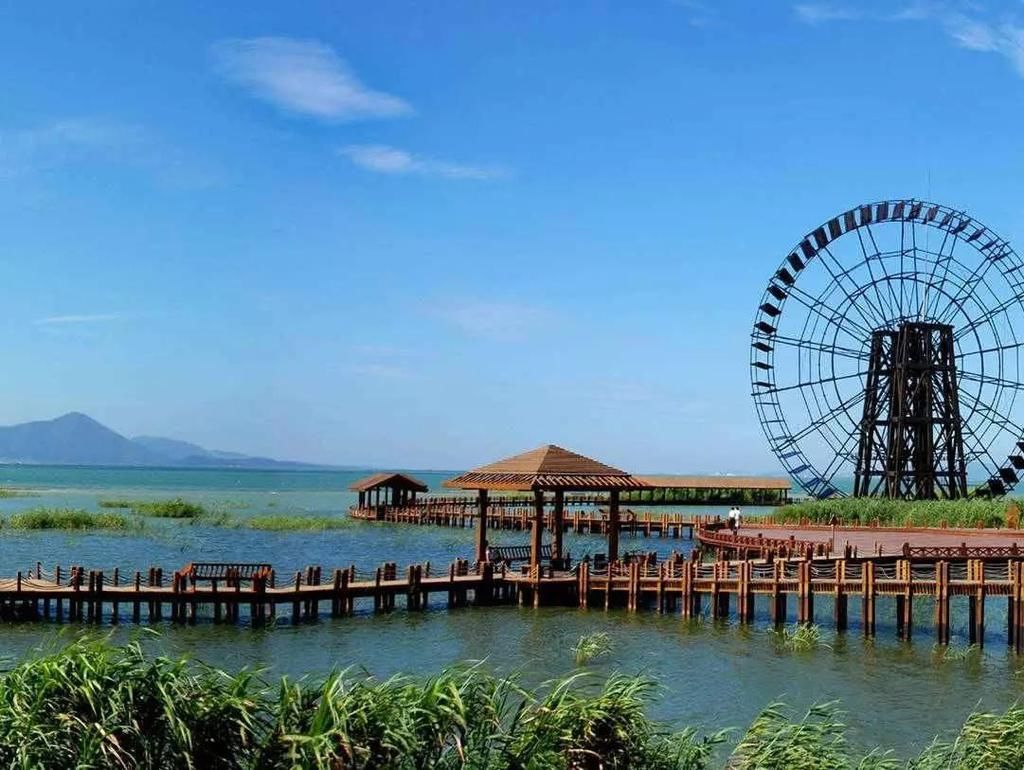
left=349, top=504, right=699, bottom=538
left=3, top=551, right=1024, bottom=649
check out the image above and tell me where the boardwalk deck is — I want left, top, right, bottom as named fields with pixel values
left=4, top=551, right=1024, bottom=650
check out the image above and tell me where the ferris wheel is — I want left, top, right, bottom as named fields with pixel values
left=751, top=199, right=1024, bottom=499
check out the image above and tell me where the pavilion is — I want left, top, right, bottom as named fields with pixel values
left=350, top=472, right=429, bottom=513
left=444, top=445, right=646, bottom=568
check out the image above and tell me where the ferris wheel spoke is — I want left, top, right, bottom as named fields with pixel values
left=771, top=334, right=869, bottom=361
left=818, top=425, right=862, bottom=486
left=921, top=227, right=956, bottom=320
left=764, top=370, right=866, bottom=396
left=816, top=244, right=890, bottom=329
left=787, top=285, right=875, bottom=341
left=958, top=387, right=1024, bottom=438
left=959, top=370, right=1024, bottom=393
left=958, top=340, right=1024, bottom=358
left=772, top=389, right=866, bottom=452
left=855, top=225, right=902, bottom=321
left=953, top=289, right=1024, bottom=342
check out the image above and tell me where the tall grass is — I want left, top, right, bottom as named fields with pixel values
left=572, top=631, right=613, bottom=665
left=4, top=639, right=1024, bottom=766
left=775, top=498, right=1012, bottom=528
left=768, top=624, right=828, bottom=652
left=244, top=515, right=352, bottom=531
left=100, top=497, right=207, bottom=518
left=1, top=508, right=134, bottom=531
left=0, top=488, right=36, bottom=498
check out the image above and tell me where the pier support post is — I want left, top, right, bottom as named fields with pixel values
left=835, top=560, right=848, bottom=631
left=935, top=561, right=950, bottom=645
left=530, top=490, right=544, bottom=571
left=862, top=561, right=875, bottom=637
left=552, top=490, right=564, bottom=563
left=475, top=489, right=488, bottom=564
left=771, top=561, right=785, bottom=625
left=607, top=490, right=620, bottom=564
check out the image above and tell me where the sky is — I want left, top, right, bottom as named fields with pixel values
left=2, top=1, right=1024, bottom=473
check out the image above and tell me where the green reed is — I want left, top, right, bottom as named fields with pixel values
left=774, top=498, right=1011, bottom=528
left=572, top=631, right=614, bottom=665
left=4, top=638, right=1024, bottom=767
left=1, top=507, right=135, bottom=531
left=99, top=497, right=208, bottom=518
left=768, top=623, right=828, bottom=653
left=243, top=515, right=353, bottom=531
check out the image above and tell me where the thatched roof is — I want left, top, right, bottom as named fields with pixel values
left=349, top=472, right=429, bottom=493
left=444, top=445, right=645, bottom=491
left=636, top=475, right=791, bottom=491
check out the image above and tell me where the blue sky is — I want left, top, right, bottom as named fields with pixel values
left=2, top=1, right=1024, bottom=472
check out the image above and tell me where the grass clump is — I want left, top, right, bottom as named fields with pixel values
left=2, top=507, right=133, bottom=531
left=99, top=497, right=207, bottom=518
left=0, top=488, right=35, bottom=498
left=768, top=624, right=828, bottom=652
left=0, top=638, right=724, bottom=769
left=776, top=498, right=1010, bottom=528
left=934, top=643, right=983, bottom=663
left=244, top=515, right=352, bottom=531
left=572, top=631, right=614, bottom=665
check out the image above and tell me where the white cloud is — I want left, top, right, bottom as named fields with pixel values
left=213, top=37, right=412, bottom=121
left=0, top=117, right=218, bottom=187
left=434, top=300, right=550, bottom=342
left=793, top=3, right=1024, bottom=78
left=0, top=117, right=146, bottom=179
left=338, top=144, right=506, bottom=180
left=33, top=313, right=122, bottom=326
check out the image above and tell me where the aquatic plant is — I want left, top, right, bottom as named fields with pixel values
left=2, top=508, right=134, bottom=531
left=572, top=631, right=614, bottom=665
left=934, top=643, right=983, bottom=663
left=774, top=498, right=1009, bottom=528
left=244, top=515, right=352, bottom=531
left=6, top=638, right=1024, bottom=767
left=768, top=623, right=827, bottom=652
left=99, top=497, right=207, bottom=518
left=0, top=488, right=36, bottom=498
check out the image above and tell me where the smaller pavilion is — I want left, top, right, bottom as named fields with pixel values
left=350, top=472, right=429, bottom=512
left=444, top=445, right=646, bottom=568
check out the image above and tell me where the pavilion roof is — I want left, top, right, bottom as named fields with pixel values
left=349, top=472, right=429, bottom=493
left=444, top=444, right=645, bottom=491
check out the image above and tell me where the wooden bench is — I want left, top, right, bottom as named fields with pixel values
left=181, top=562, right=272, bottom=585
left=491, top=544, right=552, bottom=563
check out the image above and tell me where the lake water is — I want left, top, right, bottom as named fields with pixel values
left=0, top=464, right=1020, bottom=756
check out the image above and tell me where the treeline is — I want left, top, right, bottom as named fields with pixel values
left=773, top=498, right=1019, bottom=528
left=1, top=638, right=1023, bottom=768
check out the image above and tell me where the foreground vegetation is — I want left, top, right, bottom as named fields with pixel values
left=775, top=497, right=1016, bottom=528
left=2, top=637, right=1024, bottom=768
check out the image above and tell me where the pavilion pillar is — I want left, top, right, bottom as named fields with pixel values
left=530, top=489, right=545, bottom=569
left=552, top=490, right=565, bottom=562
left=358, top=491, right=365, bottom=508
left=475, top=489, right=489, bottom=564
left=608, top=489, right=620, bottom=563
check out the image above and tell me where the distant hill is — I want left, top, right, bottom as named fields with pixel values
left=0, top=412, right=333, bottom=469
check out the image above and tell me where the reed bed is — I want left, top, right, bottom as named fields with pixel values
left=0, top=487, right=36, bottom=498
left=767, top=623, right=828, bottom=652
left=2, top=639, right=1024, bottom=767
left=100, top=497, right=208, bottom=518
left=774, top=498, right=1013, bottom=528
left=0, top=507, right=135, bottom=531
left=243, top=515, right=353, bottom=531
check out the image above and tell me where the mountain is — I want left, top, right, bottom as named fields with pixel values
left=0, top=412, right=329, bottom=469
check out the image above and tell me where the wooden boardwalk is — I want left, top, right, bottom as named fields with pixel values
left=4, top=548, right=1024, bottom=649
left=349, top=504, right=699, bottom=538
